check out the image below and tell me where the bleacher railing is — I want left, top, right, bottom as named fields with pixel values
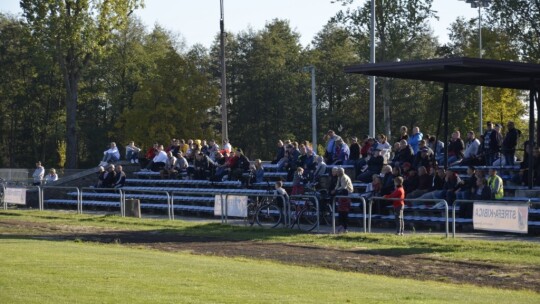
left=331, top=195, right=367, bottom=234
left=80, top=187, right=124, bottom=216
left=169, top=190, right=224, bottom=222
left=370, top=197, right=450, bottom=238
left=41, top=186, right=82, bottom=213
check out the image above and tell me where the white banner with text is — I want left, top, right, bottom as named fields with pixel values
left=214, top=195, right=248, bottom=218
left=473, top=202, right=528, bottom=234
left=4, top=188, right=27, bottom=205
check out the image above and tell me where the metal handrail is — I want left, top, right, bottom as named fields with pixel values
left=79, top=187, right=124, bottom=216
left=331, top=195, right=367, bottom=234
left=1, top=182, right=6, bottom=210
left=452, top=199, right=532, bottom=238
left=41, top=186, right=82, bottom=213
left=370, top=197, right=449, bottom=238
left=169, top=190, right=226, bottom=222
left=121, top=189, right=171, bottom=219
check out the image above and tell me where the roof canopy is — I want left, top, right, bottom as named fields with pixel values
left=344, top=57, right=540, bottom=90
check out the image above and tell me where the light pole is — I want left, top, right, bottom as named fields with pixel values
left=461, top=0, right=492, bottom=134
left=303, top=66, right=317, bottom=150
left=369, top=0, right=376, bottom=138
left=220, top=0, right=228, bottom=143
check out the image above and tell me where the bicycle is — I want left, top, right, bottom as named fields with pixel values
left=246, top=181, right=278, bottom=227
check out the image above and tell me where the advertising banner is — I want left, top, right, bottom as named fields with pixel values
left=214, top=195, right=248, bottom=217
left=4, top=188, right=27, bottom=205
left=473, top=202, right=528, bottom=234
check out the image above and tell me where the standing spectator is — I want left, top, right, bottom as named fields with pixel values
left=332, top=167, right=354, bottom=233
left=384, top=176, right=405, bottom=236
left=272, top=140, right=286, bottom=165
left=399, top=126, right=409, bottom=141
left=113, top=165, right=126, bottom=188
left=100, top=142, right=120, bottom=166
left=487, top=168, right=504, bottom=199
left=32, top=161, right=45, bottom=186
left=252, top=159, right=265, bottom=183
left=324, top=130, right=340, bottom=163
left=125, top=141, right=141, bottom=164
left=376, top=134, right=392, bottom=163
left=348, top=137, right=361, bottom=164
left=291, top=167, right=305, bottom=195
left=483, top=122, right=501, bottom=165
left=408, top=126, right=423, bottom=154
left=44, top=168, right=58, bottom=184
left=502, top=121, right=521, bottom=166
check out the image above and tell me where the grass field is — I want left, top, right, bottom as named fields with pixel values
left=1, top=239, right=539, bottom=304
left=1, top=210, right=539, bottom=303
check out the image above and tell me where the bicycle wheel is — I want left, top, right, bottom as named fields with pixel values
left=255, top=203, right=282, bottom=228
left=246, top=202, right=257, bottom=226
left=319, top=203, right=335, bottom=226
left=297, top=202, right=319, bottom=232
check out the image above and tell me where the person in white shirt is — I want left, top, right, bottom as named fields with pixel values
left=100, top=142, right=120, bottom=166
left=143, top=145, right=167, bottom=172
left=125, top=141, right=141, bottom=163
left=45, top=168, right=58, bottom=183
left=32, top=161, right=45, bottom=186
left=222, top=139, right=232, bottom=154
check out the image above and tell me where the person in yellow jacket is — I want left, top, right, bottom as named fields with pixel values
left=488, top=168, right=504, bottom=199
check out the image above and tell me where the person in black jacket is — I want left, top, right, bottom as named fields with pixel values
left=502, top=121, right=521, bottom=166
left=101, top=164, right=117, bottom=188
left=231, top=148, right=250, bottom=181
left=114, top=165, right=126, bottom=188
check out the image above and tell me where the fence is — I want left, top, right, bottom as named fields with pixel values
left=331, top=195, right=367, bottom=234
left=370, top=197, right=450, bottom=238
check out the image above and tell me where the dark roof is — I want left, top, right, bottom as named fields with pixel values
left=344, top=57, right=540, bottom=90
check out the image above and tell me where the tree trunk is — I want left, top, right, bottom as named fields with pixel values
left=64, top=72, right=79, bottom=169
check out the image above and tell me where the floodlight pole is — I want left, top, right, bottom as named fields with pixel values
left=369, top=0, right=376, bottom=138
left=220, top=0, right=228, bottom=143
left=478, top=3, right=483, bottom=135
left=303, top=66, right=317, bottom=150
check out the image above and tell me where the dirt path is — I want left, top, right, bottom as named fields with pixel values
left=1, top=219, right=539, bottom=292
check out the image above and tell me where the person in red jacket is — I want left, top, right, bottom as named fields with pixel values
left=384, top=176, right=405, bottom=235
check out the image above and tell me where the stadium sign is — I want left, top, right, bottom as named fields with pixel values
left=214, top=195, right=248, bottom=218
left=473, top=202, right=528, bottom=234
left=4, top=187, right=27, bottom=205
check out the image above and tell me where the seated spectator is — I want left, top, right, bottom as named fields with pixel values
left=113, top=165, right=126, bottom=188
left=406, top=166, right=432, bottom=199
left=100, top=142, right=120, bottom=166
left=145, top=145, right=167, bottom=172
left=125, top=141, right=142, bottom=164
left=250, top=159, right=264, bottom=184
left=160, top=151, right=177, bottom=179
left=32, top=161, right=45, bottom=186
left=382, top=166, right=402, bottom=195
left=101, top=164, right=117, bottom=188
left=348, top=137, right=361, bottom=164
left=230, top=148, right=250, bottom=181
left=175, top=151, right=189, bottom=179
left=45, top=168, right=58, bottom=184
left=95, top=166, right=105, bottom=188
left=362, top=174, right=383, bottom=199
left=427, top=136, right=445, bottom=161
left=272, top=140, right=286, bottom=165
left=222, top=139, right=232, bottom=154
left=206, top=139, right=220, bottom=161
left=380, top=165, right=394, bottom=196
left=461, top=177, right=491, bottom=218
left=392, top=140, right=414, bottom=169
left=357, top=149, right=384, bottom=182
left=454, top=166, right=477, bottom=201
left=403, top=167, right=419, bottom=194
left=141, top=143, right=159, bottom=169
left=189, top=152, right=215, bottom=180
left=460, top=131, right=481, bottom=166
left=303, top=148, right=317, bottom=179
left=408, top=126, right=423, bottom=154
left=376, top=134, right=392, bottom=163
left=446, top=131, right=465, bottom=166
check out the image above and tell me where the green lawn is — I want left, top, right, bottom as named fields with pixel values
left=0, top=239, right=539, bottom=304
left=1, top=210, right=539, bottom=266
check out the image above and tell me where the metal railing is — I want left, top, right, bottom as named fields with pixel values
left=79, top=187, right=124, bottom=216
left=370, top=197, right=449, bottom=238
left=169, top=190, right=224, bottom=222
left=41, top=186, right=82, bottom=213
left=331, top=195, right=367, bottom=234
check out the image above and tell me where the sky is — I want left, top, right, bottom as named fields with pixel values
left=0, top=0, right=480, bottom=48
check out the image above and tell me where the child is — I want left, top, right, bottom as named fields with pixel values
left=291, top=167, right=305, bottom=195
left=274, top=180, right=289, bottom=207
left=384, top=176, right=405, bottom=235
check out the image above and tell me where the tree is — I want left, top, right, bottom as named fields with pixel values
left=20, top=0, right=143, bottom=168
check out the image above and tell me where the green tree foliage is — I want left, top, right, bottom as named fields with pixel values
left=332, top=0, right=441, bottom=141
left=115, top=30, right=219, bottom=148
left=20, top=0, right=143, bottom=168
